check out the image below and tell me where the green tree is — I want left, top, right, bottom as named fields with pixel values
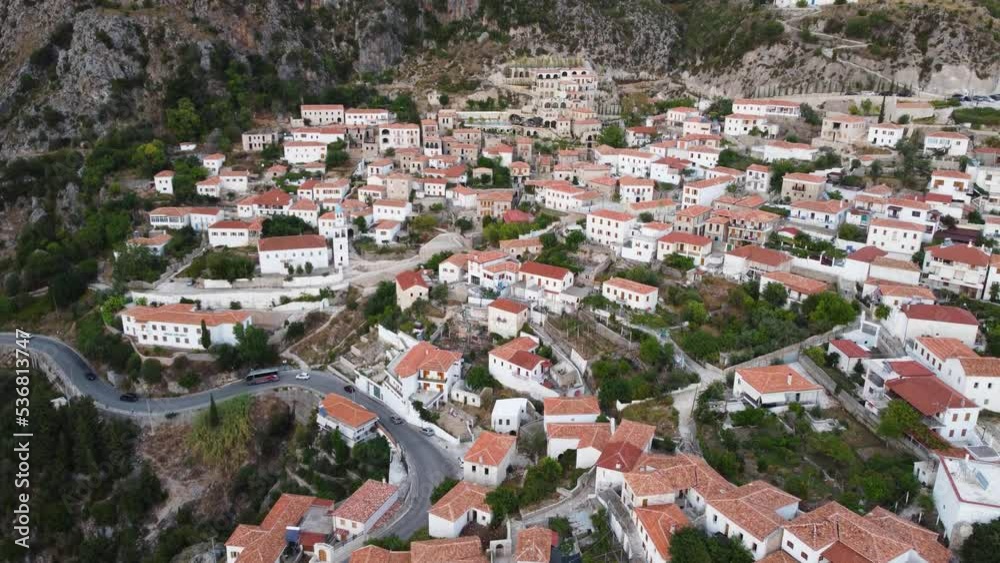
left=991, top=283, right=1000, bottom=303
left=518, top=427, right=548, bottom=462
left=960, top=519, right=1000, bottom=563
left=330, top=428, right=350, bottom=462
left=465, top=365, right=498, bottom=390
left=598, top=377, right=631, bottom=410
left=140, top=359, right=163, bottom=384
left=639, top=337, right=671, bottom=369
left=761, top=282, right=788, bottom=308
left=430, top=477, right=459, bottom=503
left=326, top=139, right=349, bottom=168
left=669, top=527, right=712, bottom=563
left=803, top=292, right=857, bottom=330
left=455, top=217, right=474, bottom=233
left=200, top=319, right=211, bottom=349
left=485, top=486, right=521, bottom=523
left=683, top=301, right=708, bottom=326
left=875, top=304, right=891, bottom=320
left=132, top=140, right=168, bottom=176
left=878, top=399, right=921, bottom=438
left=166, top=98, right=203, bottom=140
left=409, top=215, right=438, bottom=237
left=597, top=125, right=626, bottom=148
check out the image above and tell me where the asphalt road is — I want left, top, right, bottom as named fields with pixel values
left=0, top=332, right=457, bottom=540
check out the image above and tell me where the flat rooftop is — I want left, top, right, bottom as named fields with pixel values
left=941, top=456, right=1000, bottom=507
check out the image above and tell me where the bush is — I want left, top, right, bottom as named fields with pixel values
left=140, top=359, right=163, bottom=384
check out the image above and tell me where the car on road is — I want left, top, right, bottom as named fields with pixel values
left=390, top=415, right=404, bottom=425
left=991, top=94, right=1000, bottom=101
left=344, top=385, right=355, bottom=393
left=420, top=427, right=435, bottom=437
left=84, top=372, right=98, bottom=381
left=120, top=393, right=139, bottom=402
left=295, top=372, right=310, bottom=380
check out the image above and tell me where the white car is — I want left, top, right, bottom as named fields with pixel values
left=295, top=372, right=311, bottom=380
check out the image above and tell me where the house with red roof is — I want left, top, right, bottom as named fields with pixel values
left=428, top=480, right=492, bottom=538
left=487, top=298, right=529, bottom=339
left=924, top=131, right=970, bottom=157
left=789, top=199, right=849, bottom=231
left=149, top=206, right=225, bottom=231
left=759, top=271, right=828, bottom=305
left=395, top=270, right=431, bottom=311
left=780, top=172, right=825, bottom=203
left=866, top=217, right=925, bottom=259
left=861, top=357, right=935, bottom=414
left=928, top=169, right=972, bottom=203
left=225, top=493, right=335, bottom=563
left=586, top=209, right=636, bottom=248
left=885, top=376, right=979, bottom=443
left=488, top=336, right=552, bottom=388
left=546, top=422, right=613, bottom=468
left=656, top=231, right=712, bottom=266
left=939, top=355, right=1000, bottom=413
left=333, top=480, right=400, bottom=540
left=463, top=431, right=516, bottom=486
left=121, top=303, right=252, bottom=351
left=827, top=339, right=871, bottom=373
left=543, top=396, right=601, bottom=429
left=516, top=261, right=576, bottom=312
left=317, top=393, right=379, bottom=447
left=921, top=242, right=991, bottom=298
left=704, top=481, right=800, bottom=560
left=722, top=245, right=793, bottom=281
left=732, top=365, right=822, bottom=409
left=601, top=276, right=659, bottom=312
left=153, top=169, right=174, bottom=194
left=633, top=504, right=690, bottom=563
left=885, top=304, right=979, bottom=347
left=385, top=340, right=463, bottom=410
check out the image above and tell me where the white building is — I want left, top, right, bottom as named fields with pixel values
left=492, top=398, right=530, bottom=435
left=202, top=153, right=225, bottom=175
left=316, top=393, right=378, bottom=447
left=884, top=376, right=979, bottom=443
left=681, top=176, right=732, bottom=208
left=153, top=170, right=174, bottom=194
left=332, top=479, right=400, bottom=540
left=619, top=177, right=655, bottom=204
left=372, top=219, right=402, bottom=245
left=518, top=261, right=575, bottom=294
left=149, top=206, right=224, bottom=232
left=656, top=231, right=712, bottom=266
left=547, top=422, right=612, bottom=469
left=301, top=104, right=345, bottom=125
left=886, top=304, right=979, bottom=347
left=929, top=170, right=973, bottom=203
left=924, top=131, right=970, bottom=157
left=931, top=455, right=1000, bottom=542
left=463, top=431, right=516, bottom=487
left=395, top=270, right=430, bottom=311
left=759, top=140, right=817, bottom=163
left=488, top=298, right=529, bottom=339
left=542, top=396, right=600, bottom=429
left=745, top=164, right=772, bottom=194
left=208, top=219, right=262, bottom=248
left=732, top=98, right=801, bottom=118
left=373, top=199, right=413, bottom=222
left=121, top=303, right=251, bottom=350
left=722, top=245, right=793, bottom=281
left=866, top=218, right=924, bottom=259
left=820, top=113, right=867, bottom=144
left=586, top=209, right=636, bottom=248
left=732, top=365, right=821, bottom=409
left=379, top=123, right=421, bottom=152
left=318, top=211, right=350, bottom=268
left=704, top=481, right=799, bottom=561
left=789, top=199, right=849, bottom=231
left=489, top=336, right=551, bottom=385
left=284, top=141, right=327, bottom=164
left=867, top=122, right=905, bottom=147
left=428, top=480, right=492, bottom=539
left=601, top=277, right=658, bottom=312
left=291, top=126, right=347, bottom=144
left=258, top=234, right=330, bottom=275
left=922, top=243, right=990, bottom=298
left=724, top=113, right=771, bottom=137
left=345, top=108, right=392, bottom=127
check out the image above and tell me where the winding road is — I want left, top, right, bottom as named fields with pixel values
left=0, top=332, right=457, bottom=540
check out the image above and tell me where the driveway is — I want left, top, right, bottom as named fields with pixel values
left=0, top=332, right=458, bottom=540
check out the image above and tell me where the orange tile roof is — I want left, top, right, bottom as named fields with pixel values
left=631, top=198, right=677, bottom=210
left=957, top=357, right=1000, bottom=378
left=394, top=342, right=461, bottom=378
left=727, top=245, right=792, bottom=267
left=396, top=270, right=429, bottom=290
left=428, top=480, right=491, bottom=521
left=464, top=431, right=516, bottom=466
left=676, top=204, right=712, bottom=218
left=783, top=172, right=825, bottom=183
left=410, top=537, right=487, bottom=563
left=546, top=422, right=612, bottom=450
left=927, top=132, right=968, bottom=140
left=931, top=169, right=971, bottom=180
left=886, top=377, right=976, bottom=416
left=489, top=298, right=528, bottom=314
left=759, top=552, right=798, bottom=563
left=623, top=453, right=736, bottom=500
left=321, top=393, right=377, bottom=428
left=926, top=244, right=990, bottom=267
left=544, top=396, right=600, bottom=416
left=519, top=261, right=571, bottom=281
left=499, top=237, right=542, bottom=249
left=902, top=304, right=978, bottom=326
left=351, top=546, right=412, bottom=563
left=611, top=419, right=656, bottom=449
left=735, top=364, right=820, bottom=394
left=871, top=283, right=935, bottom=301
left=634, top=504, right=689, bottom=560
left=590, top=209, right=635, bottom=222
left=658, top=232, right=712, bottom=249
left=760, top=271, right=828, bottom=296
left=916, top=337, right=977, bottom=361
left=124, top=303, right=251, bottom=327
left=240, top=188, right=292, bottom=207
left=226, top=493, right=329, bottom=563
left=516, top=527, right=554, bottom=563
left=863, top=507, right=951, bottom=563
left=830, top=339, right=870, bottom=359
left=595, top=440, right=644, bottom=471
left=604, top=276, right=658, bottom=295
left=791, top=199, right=849, bottom=214
left=783, top=501, right=912, bottom=563
left=871, top=256, right=920, bottom=272
left=768, top=140, right=813, bottom=150
left=709, top=480, right=799, bottom=540
left=258, top=234, right=326, bottom=252
left=735, top=98, right=800, bottom=107
left=332, top=479, right=399, bottom=523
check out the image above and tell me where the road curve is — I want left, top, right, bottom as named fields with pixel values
left=0, top=332, right=457, bottom=539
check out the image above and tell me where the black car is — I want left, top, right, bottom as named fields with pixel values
left=84, top=372, right=98, bottom=381
left=344, top=385, right=355, bottom=394
left=119, top=393, right=139, bottom=403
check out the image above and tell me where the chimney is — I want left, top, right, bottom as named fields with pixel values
left=616, top=462, right=622, bottom=470
left=787, top=374, right=792, bottom=386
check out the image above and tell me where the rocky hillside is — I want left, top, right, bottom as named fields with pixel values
left=0, top=0, right=996, bottom=159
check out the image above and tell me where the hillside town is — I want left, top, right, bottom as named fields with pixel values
left=4, top=41, right=1000, bottom=563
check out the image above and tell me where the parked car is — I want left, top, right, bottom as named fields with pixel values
left=390, top=415, right=404, bottom=425
left=344, top=385, right=355, bottom=394
left=119, top=393, right=139, bottom=403
left=84, top=372, right=98, bottom=381
left=990, top=94, right=1000, bottom=101
left=420, top=427, right=435, bottom=437
left=295, top=372, right=311, bottom=380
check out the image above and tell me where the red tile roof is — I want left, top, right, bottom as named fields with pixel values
left=604, top=277, right=658, bottom=295
left=226, top=494, right=330, bottom=563
left=589, top=209, right=635, bottom=222
left=727, top=245, right=792, bottom=267
left=783, top=502, right=913, bottom=563
left=489, top=298, right=528, bottom=314
left=258, top=234, right=326, bottom=252
left=830, top=339, right=870, bottom=359
left=544, top=396, right=600, bottom=416
left=783, top=172, right=825, bottom=183
left=658, top=231, right=711, bottom=247
left=761, top=271, right=828, bottom=296
left=736, top=365, right=820, bottom=394
left=519, top=261, right=571, bottom=281
left=396, top=270, right=429, bottom=291
left=321, top=394, right=377, bottom=428
left=931, top=169, right=971, bottom=180
left=428, top=480, right=490, bottom=521
left=464, top=431, right=516, bottom=466
left=394, top=342, right=461, bottom=378
left=545, top=422, right=613, bottom=450
left=611, top=419, right=656, bottom=450
left=916, top=337, right=977, bottom=361
left=515, top=527, right=555, bottom=563
left=634, top=504, right=689, bottom=560
left=595, top=440, right=644, bottom=471
left=887, top=360, right=934, bottom=378
left=901, top=304, right=978, bottom=326
left=332, top=479, right=399, bottom=523
left=124, top=303, right=251, bottom=327
left=870, top=217, right=925, bottom=232
left=926, top=244, right=990, bottom=267
left=709, top=480, right=799, bottom=540
left=848, top=246, right=889, bottom=263
left=886, top=377, right=976, bottom=416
